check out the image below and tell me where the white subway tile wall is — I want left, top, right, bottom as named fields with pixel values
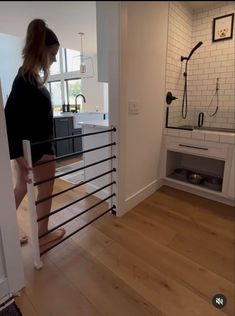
left=165, top=1, right=235, bottom=130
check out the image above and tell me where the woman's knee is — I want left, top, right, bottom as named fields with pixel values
left=15, top=180, right=27, bottom=191
left=33, top=155, right=55, bottom=197
left=14, top=179, right=27, bottom=207
left=37, top=180, right=54, bottom=198
left=14, top=164, right=27, bottom=193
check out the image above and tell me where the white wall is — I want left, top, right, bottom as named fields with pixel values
left=97, top=2, right=169, bottom=214
left=165, top=1, right=193, bottom=126
left=103, top=83, right=109, bottom=114
left=0, top=33, right=23, bottom=106
left=0, top=1, right=106, bottom=113
left=191, top=2, right=235, bottom=129
left=118, top=1, right=169, bottom=213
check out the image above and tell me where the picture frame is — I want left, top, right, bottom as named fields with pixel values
left=212, top=13, right=234, bottom=42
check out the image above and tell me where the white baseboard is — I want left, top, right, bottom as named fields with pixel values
left=120, top=178, right=163, bottom=216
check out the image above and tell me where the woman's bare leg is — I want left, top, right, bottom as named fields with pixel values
left=11, top=160, right=28, bottom=244
left=11, top=160, right=27, bottom=209
left=33, top=154, right=65, bottom=246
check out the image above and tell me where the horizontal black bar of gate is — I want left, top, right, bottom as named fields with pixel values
left=34, top=155, right=116, bottom=186
left=34, top=142, right=116, bottom=167
left=40, top=205, right=116, bottom=256
left=32, top=128, right=116, bottom=146
left=37, top=181, right=116, bottom=221
left=36, top=168, right=116, bottom=205
left=39, top=193, right=115, bottom=239
left=31, top=127, right=116, bottom=166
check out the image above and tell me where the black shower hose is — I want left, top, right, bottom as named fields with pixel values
left=182, top=61, right=188, bottom=119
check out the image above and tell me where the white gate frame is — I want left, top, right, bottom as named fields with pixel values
left=23, top=140, right=43, bottom=270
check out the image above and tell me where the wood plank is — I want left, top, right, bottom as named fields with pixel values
left=94, top=240, right=229, bottom=316
left=15, top=290, right=40, bottom=316
left=48, top=241, right=161, bottom=316
left=93, top=215, right=235, bottom=315
left=19, top=243, right=101, bottom=316
left=168, top=233, right=235, bottom=282
left=148, top=186, right=235, bottom=240
left=156, top=186, right=235, bottom=222
left=133, top=201, right=235, bottom=263
left=115, top=211, right=176, bottom=246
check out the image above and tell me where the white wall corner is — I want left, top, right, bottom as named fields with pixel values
left=118, top=178, right=163, bottom=216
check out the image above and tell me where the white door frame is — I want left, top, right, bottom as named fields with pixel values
left=0, top=80, right=24, bottom=299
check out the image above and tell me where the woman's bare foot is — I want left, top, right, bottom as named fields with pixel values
left=20, top=235, right=28, bottom=246
left=39, top=228, right=66, bottom=247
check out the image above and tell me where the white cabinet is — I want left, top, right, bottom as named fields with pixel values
left=96, top=2, right=109, bottom=82
left=73, top=112, right=105, bottom=129
left=227, top=146, right=235, bottom=199
left=81, top=122, right=112, bottom=201
left=162, top=135, right=235, bottom=206
left=96, top=2, right=119, bottom=83
left=165, top=139, right=228, bottom=160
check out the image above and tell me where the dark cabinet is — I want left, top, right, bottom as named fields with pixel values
left=54, top=117, right=73, bottom=157
left=73, top=128, right=82, bottom=153
left=53, top=117, right=83, bottom=158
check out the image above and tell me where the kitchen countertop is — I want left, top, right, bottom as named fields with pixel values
left=53, top=112, right=75, bottom=118
left=53, top=112, right=109, bottom=129
left=79, top=120, right=110, bottom=128
left=163, top=127, right=235, bottom=144
left=53, top=111, right=106, bottom=118
left=179, top=125, right=235, bottom=133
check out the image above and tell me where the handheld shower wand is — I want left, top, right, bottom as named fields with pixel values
left=181, top=41, right=203, bottom=61
left=207, top=78, right=219, bottom=117
left=181, top=41, right=203, bottom=119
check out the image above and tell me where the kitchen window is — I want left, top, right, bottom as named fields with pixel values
left=65, top=79, right=82, bottom=105
left=49, top=81, right=63, bottom=112
left=65, top=48, right=81, bottom=72
left=50, top=51, right=61, bottom=75
left=48, top=47, right=82, bottom=112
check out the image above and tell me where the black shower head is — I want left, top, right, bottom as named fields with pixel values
left=187, top=41, right=203, bottom=60
left=181, top=41, right=203, bottom=62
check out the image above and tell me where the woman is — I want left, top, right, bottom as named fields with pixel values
left=4, top=19, right=65, bottom=246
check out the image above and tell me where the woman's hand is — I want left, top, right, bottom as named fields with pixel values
left=16, top=157, right=32, bottom=183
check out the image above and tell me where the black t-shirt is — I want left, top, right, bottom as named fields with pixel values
left=4, top=68, right=54, bottom=163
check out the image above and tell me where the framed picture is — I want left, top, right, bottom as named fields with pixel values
left=212, top=13, right=234, bottom=42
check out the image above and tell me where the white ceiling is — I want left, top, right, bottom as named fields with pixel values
left=1, top=1, right=233, bottom=54
left=0, top=1, right=97, bottom=55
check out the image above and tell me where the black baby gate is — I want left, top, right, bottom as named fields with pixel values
left=22, top=126, right=117, bottom=269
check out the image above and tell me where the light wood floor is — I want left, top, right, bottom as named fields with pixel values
left=15, top=158, right=235, bottom=316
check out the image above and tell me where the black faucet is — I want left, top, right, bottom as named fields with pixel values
left=198, top=112, right=204, bottom=127
left=75, top=94, right=86, bottom=111
left=62, top=104, right=70, bottom=112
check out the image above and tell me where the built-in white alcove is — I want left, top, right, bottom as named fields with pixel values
left=166, top=150, right=225, bottom=192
